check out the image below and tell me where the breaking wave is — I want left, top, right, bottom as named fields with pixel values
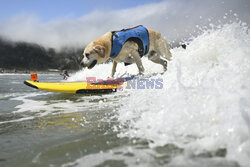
left=113, top=22, right=250, bottom=166
left=63, top=22, right=250, bottom=167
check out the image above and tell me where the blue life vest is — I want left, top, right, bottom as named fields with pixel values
left=110, top=25, right=150, bottom=59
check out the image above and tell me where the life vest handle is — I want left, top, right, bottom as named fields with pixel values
left=31, top=73, right=38, bottom=82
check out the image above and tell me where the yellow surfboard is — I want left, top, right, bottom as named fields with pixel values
left=24, top=80, right=118, bottom=94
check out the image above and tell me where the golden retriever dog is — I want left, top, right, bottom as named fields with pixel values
left=80, top=25, right=172, bottom=78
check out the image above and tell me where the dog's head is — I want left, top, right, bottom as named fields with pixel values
left=80, top=42, right=106, bottom=69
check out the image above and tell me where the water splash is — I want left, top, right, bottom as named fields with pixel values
left=113, top=22, right=250, bottom=166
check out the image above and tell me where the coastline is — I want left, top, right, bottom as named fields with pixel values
left=0, top=69, right=78, bottom=75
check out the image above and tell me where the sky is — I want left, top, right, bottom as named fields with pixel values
left=0, top=0, right=249, bottom=50
left=0, top=0, right=162, bottom=22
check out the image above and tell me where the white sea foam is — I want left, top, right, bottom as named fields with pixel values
left=1, top=91, right=119, bottom=125
left=112, top=22, right=250, bottom=166
left=63, top=22, right=250, bottom=166
left=65, top=22, right=250, bottom=166
left=0, top=116, right=35, bottom=125
left=62, top=145, right=156, bottom=167
left=11, top=92, right=49, bottom=113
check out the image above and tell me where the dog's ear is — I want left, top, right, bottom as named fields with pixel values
left=93, top=45, right=105, bottom=58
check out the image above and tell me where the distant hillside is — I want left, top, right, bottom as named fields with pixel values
left=0, top=38, right=84, bottom=71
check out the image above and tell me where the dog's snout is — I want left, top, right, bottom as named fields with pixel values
left=85, top=53, right=90, bottom=59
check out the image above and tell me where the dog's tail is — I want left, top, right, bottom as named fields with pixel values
left=160, top=36, right=172, bottom=61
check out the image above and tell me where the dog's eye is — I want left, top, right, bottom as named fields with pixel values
left=85, top=53, right=90, bottom=59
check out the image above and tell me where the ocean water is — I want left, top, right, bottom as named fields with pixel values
left=0, top=22, right=249, bottom=167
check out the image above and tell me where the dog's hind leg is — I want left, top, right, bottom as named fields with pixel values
left=148, top=50, right=168, bottom=71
